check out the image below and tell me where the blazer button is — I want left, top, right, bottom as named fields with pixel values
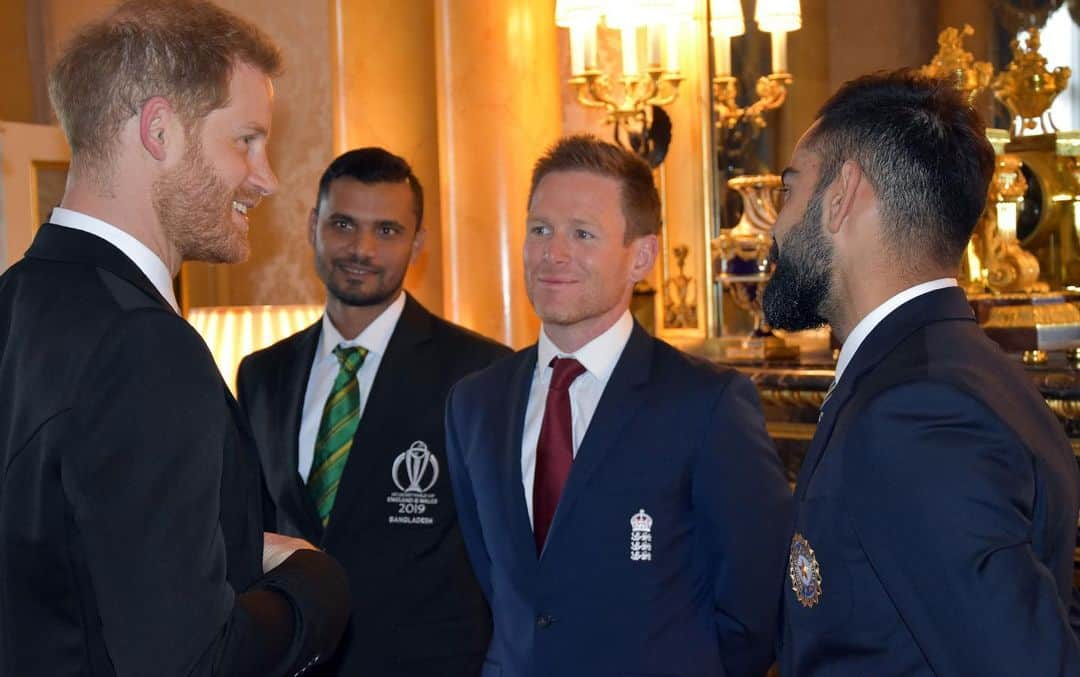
left=536, top=615, right=555, bottom=628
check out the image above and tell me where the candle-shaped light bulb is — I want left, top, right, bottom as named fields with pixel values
left=770, top=31, right=788, bottom=74
left=646, top=24, right=663, bottom=68
left=569, top=23, right=587, bottom=75
left=622, top=26, right=639, bottom=76
left=714, top=34, right=731, bottom=77
left=666, top=22, right=681, bottom=72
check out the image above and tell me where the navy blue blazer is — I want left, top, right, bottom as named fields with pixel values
left=446, top=322, right=793, bottom=677
left=780, top=286, right=1080, bottom=675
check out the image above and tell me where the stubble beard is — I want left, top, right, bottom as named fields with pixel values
left=153, top=139, right=250, bottom=264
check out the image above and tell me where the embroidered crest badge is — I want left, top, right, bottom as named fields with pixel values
left=789, top=532, right=822, bottom=608
left=629, top=509, right=653, bottom=562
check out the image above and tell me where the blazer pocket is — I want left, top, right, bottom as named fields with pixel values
left=482, top=660, right=502, bottom=677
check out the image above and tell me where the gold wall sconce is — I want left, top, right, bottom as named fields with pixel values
left=710, top=0, right=800, bottom=138
left=555, top=0, right=693, bottom=165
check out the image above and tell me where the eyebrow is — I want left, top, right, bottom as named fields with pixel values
left=244, top=124, right=269, bottom=137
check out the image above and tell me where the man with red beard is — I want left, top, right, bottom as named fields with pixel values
left=0, top=2, right=349, bottom=675
left=765, top=70, right=1080, bottom=675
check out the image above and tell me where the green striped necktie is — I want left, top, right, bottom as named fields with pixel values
left=308, top=344, right=368, bottom=526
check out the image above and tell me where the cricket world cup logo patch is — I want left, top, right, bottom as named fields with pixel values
left=392, top=440, right=439, bottom=493
left=387, top=441, right=439, bottom=525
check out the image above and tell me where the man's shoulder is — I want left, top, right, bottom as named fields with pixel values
left=647, top=336, right=745, bottom=392
left=428, top=314, right=509, bottom=352
left=239, top=323, right=318, bottom=376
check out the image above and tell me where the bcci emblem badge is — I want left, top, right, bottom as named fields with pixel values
left=387, top=441, right=439, bottom=526
left=789, top=532, right=822, bottom=608
left=629, top=509, right=653, bottom=562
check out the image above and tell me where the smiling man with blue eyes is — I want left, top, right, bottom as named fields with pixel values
left=444, top=134, right=793, bottom=677
left=238, top=148, right=509, bottom=676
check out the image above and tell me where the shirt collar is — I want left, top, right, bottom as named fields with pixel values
left=317, top=290, right=407, bottom=364
left=834, top=278, right=958, bottom=384
left=49, top=207, right=179, bottom=313
left=537, top=310, right=634, bottom=384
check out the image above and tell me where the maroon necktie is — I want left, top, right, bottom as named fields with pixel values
left=533, top=356, right=587, bottom=555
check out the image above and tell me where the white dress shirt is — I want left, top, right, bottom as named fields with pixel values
left=297, top=291, right=406, bottom=482
left=50, top=207, right=179, bottom=313
left=520, top=310, right=634, bottom=524
left=833, top=278, right=958, bottom=385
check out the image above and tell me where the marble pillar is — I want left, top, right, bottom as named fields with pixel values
left=331, top=0, right=443, bottom=314
left=435, top=0, right=560, bottom=347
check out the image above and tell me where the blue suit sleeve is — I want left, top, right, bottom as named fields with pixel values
left=845, top=381, right=1080, bottom=676
left=693, top=373, right=793, bottom=677
left=445, top=380, right=494, bottom=602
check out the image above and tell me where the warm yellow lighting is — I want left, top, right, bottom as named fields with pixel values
left=187, top=304, right=323, bottom=393
left=997, top=201, right=1018, bottom=241
left=556, top=0, right=604, bottom=75
left=755, top=0, right=802, bottom=32
left=604, top=0, right=682, bottom=27
left=554, top=0, right=604, bottom=26
left=555, top=0, right=689, bottom=139
left=1058, top=130, right=1080, bottom=157
left=711, top=0, right=746, bottom=37
left=1074, top=202, right=1080, bottom=246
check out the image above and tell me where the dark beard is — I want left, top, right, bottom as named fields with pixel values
left=318, top=255, right=405, bottom=308
left=762, top=189, right=833, bottom=331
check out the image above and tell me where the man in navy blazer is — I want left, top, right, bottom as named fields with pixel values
left=446, top=135, right=793, bottom=677
left=764, top=70, right=1080, bottom=674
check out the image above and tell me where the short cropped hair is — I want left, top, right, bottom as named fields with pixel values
left=48, top=0, right=282, bottom=169
left=805, top=69, right=995, bottom=269
left=316, top=148, right=424, bottom=229
left=528, top=135, right=661, bottom=243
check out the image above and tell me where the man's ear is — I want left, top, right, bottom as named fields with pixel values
left=826, top=160, right=864, bottom=234
left=308, top=207, right=319, bottom=246
left=630, top=234, right=659, bottom=281
left=410, top=227, right=427, bottom=263
left=139, top=97, right=177, bottom=162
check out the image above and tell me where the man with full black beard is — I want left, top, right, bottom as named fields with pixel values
left=765, top=70, right=1080, bottom=675
left=238, top=148, right=510, bottom=676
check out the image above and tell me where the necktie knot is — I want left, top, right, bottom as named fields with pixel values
left=334, top=345, right=368, bottom=376
left=549, top=357, right=586, bottom=392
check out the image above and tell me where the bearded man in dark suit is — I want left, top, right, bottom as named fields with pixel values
left=238, top=147, right=510, bottom=676
left=766, top=70, right=1080, bottom=676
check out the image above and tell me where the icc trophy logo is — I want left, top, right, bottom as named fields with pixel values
left=392, top=440, right=440, bottom=493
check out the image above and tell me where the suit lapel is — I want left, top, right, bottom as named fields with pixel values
left=274, top=323, right=324, bottom=539
left=323, top=295, right=433, bottom=542
left=543, top=323, right=652, bottom=556
left=795, top=287, right=977, bottom=498
left=27, top=223, right=174, bottom=311
left=503, top=348, right=542, bottom=570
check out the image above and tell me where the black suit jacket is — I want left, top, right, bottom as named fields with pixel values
left=781, top=286, right=1080, bottom=675
left=238, top=293, right=510, bottom=676
left=0, top=224, right=349, bottom=677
